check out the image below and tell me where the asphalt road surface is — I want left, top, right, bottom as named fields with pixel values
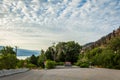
left=0, top=68, right=120, bottom=80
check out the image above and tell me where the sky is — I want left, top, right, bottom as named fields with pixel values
left=0, top=0, right=120, bottom=50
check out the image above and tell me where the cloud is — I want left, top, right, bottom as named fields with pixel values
left=0, top=0, right=120, bottom=50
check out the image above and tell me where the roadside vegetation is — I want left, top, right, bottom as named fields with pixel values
left=0, top=46, right=17, bottom=69
left=0, top=37, right=120, bottom=70
left=77, top=36, right=120, bottom=69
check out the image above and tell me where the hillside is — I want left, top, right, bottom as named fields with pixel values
left=83, top=27, right=120, bottom=51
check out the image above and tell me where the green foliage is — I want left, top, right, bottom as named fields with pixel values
left=45, top=60, right=56, bottom=69
left=26, top=63, right=37, bottom=69
left=64, top=41, right=81, bottom=63
left=0, top=56, right=3, bottom=70
left=0, top=46, right=17, bottom=69
left=108, top=37, right=120, bottom=53
left=45, top=47, right=54, bottom=60
left=100, top=49, right=114, bottom=68
left=0, top=46, right=16, bottom=55
left=29, top=54, right=38, bottom=66
left=76, top=57, right=89, bottom=68
left=38, top=50, right=46, bottom=68
left=56, top=62, right=64, bottom=66
left=80, top=37, right=120, bottom=69
left=86, top=47, right=102, bottom=59
left=45, top=41, right=81, bottom=64
left=57, top=51, right=65, bottom=62
left=0, top=54, right=17, bottom=69
left=113, top=53, right=120, bottom=69
left=79, top=62, right=89, bottom=68
left=16, top=60, right=25, bottom=68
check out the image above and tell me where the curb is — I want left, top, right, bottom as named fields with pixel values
left=0, top=68, right=29, bottom=77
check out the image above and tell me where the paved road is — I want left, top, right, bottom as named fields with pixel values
left=0, top=68, right=120, bottom=80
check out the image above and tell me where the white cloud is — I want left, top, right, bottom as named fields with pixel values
left=0, top=0, right=120, bottom=50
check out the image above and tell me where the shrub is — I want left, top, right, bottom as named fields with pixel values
left=76, top=57, right=90, bottom=68
left=16, top=60, right=25, bottom=68
left=80, top=62, right=89, bottom=68
left=45, top=60, right=56, bottom=69
left=56, top=62, right=64, bottom=66
left=0, top=54, right=17, bottom=69
left=26, top=63, right=37, bottom=69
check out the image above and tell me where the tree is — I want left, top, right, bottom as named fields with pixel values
left=86, top=47, right=103, bottom=59
left=56, top=42, right=66, bottom=62
left=45, top=41, right=82, bottom=64
left=45, top=47, right=54, bottom=60
left=0, top=54, right=17, bottom=69
left=45, top=60, right=56, bottom=69
left=29, top=54, right=38, bottom=66
left=57, top=51, right=65, bottom=62
left=0, top=46, right=17, bottom=69
left=113, top=52, right=120, bottom=69
left=16, top=60, right=25, bottom=68
left=65, top=41, right=82, bottom=63
left=38, top=49, right=46, bottom=68
left=0, top=46, right=16, bottom=55
left=108, top=37, right=120, bottom=53
left=101, top=49, right=114, bottom=68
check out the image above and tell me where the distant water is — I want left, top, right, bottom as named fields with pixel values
left=17, top=49, right=40, bottom=60
left=17, top=56, right=30, bottom=60
left=0, top=46, right=40, bottom=60
left=17, top=49, right=40, bottom=56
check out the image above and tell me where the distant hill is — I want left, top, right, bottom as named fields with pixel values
left=0, top=46, right=40, bottom=56
left=0, top=46, right=3, bottom=50
left=82, top=42, right=94, bottom=50
left=17, top=49, right=40, bottom=56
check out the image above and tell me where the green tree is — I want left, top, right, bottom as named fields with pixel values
left=45, top=60, right=56, bottom=69
left=0, top=46, right=16, bottom=55
left=101, top=49, right=114, bottom=68
left=108, top=37, right=120, bottom=53
left=66, top=41, right=81, bottom=63
left=29, top=54, right=38, bottom=66
left=0, top=54, right=17, bottom=69
left=45, top=47, right=54, bottom=60
left=44, top=41, right=81, bottom=64
left=56, top=42, right=66, bottom=62
left=38, top=49, right=46, bottom=68
left=0, top=46, right=17, bottom=69
left=113, top=52, right=120, bottom=69
left=17, top=60, right=25, bottom=68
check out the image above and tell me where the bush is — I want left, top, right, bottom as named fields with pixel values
left=0, top=54, right=17, bottom=69
left=56, top=62, right=64, bottom=66
left=80, top=62, right=89, bottom=68
left=26, top=63, right=37, bottom=69
left=45, top=60, right=56, bottom=69
left=16, top=60, right=25, bottom=68
left=114, top=65, right=120, bottom=69
left=76, top=57, right=90, bottom=68
left=76, top=61, right=89, bottom=68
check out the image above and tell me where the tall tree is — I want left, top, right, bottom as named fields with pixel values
left=0, top=46, right=16, bottom=55
left=45, top=41, right=82, bottom=63
left=0, top=46, right=17, bottom=69
left=29, top=54, right=38, bottom=66
left=45, top=47, right=54, bottom=60
left=38, top=49, right=46, bottom=68
left=65, top=41, right=81, bottom=63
